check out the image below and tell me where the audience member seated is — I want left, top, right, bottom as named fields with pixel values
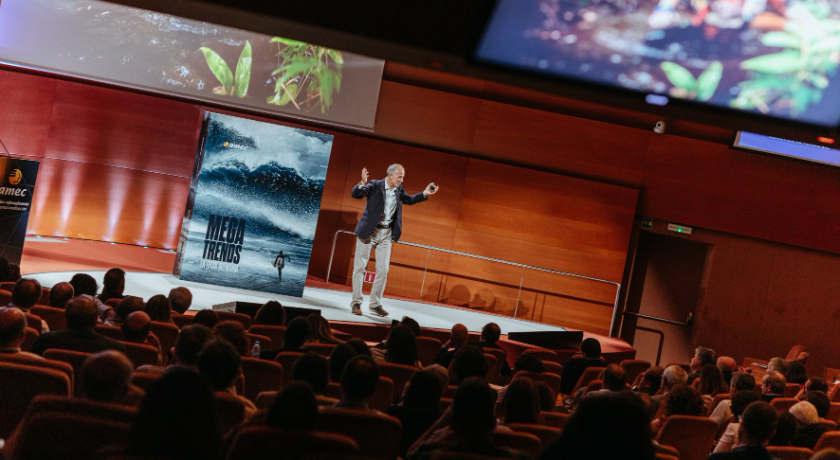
left=253, top=300, right=285, bottom=326
left=711, top=371, right=757, bottom=426
left=450, top=345, right=489, bottom=386
left=650, top=385, right=705, bottom=436
left=82, top=349, right=143, bottom=405
left=308, top=313, right=343, bottom=344
left=713, top=390, right=763, bottom=453
left=497, top=354, right=545, bottom=402
left=0, top=307, right=42, bottom=359
left=198, top=340, right=256, bottom=420
left=538, top=392, right=654, bottom=460
left=121, top=311, right=163, bottom=364
left=168, top=287, right=192, bottom=315
left=768, top=411, right=799, bottom=447
left=266, top=382, right=318, bottom=430
left=31, top=295, right=126, bottom=354
left=762, top=371, right=787, bottom=402
left=335, top=355, right=381, bottom=412
left=212, top=320, right=251, bottom=356
left=652, top=364, right=688, bottom=417
left=791, top=401, right=829, bottom=450
left=767, top=357, right=789, bottom=375
left=193, top=309, right=220, bottom=329
left=598, top=363, right=628, bottom=394
left=70, top=273, right=113, bottom=321
left=434, top=323, right=468, bottom=369
left=144, top=294, right=173, bottom=323
left=292, top=351, right=332, bottom=404
left=635, top=367, right=664, bottom=396
left=500, top=377, right=542, bottom=425
left=123, top=370, right=223, bottom=460
left=49, top=282, right=74, bottom=309
left=97, top=268, right=126, bottom=303
left=474, top=322, right=512, bottom=377
left=387, top=369, right=445, bottom=458
left=699, top=363, right=729, bottom=408
left=329, top=342, right=359, bottom=383
left=7, top=263, right=20, bottom=282
left=138, top=324, right=212, bottom=374
left=259, top=316, right=310, bottom=360
left=687, top=346, right=716, bottom=385
left=105, top=296, right=144, bottom=327
left=786, top=360, right=809, bottom=386
left=399, top=316, right=421, bottom=337
left=346, top=338, right=372, bottom=356
left=407, top=377, right=530, bottom=460
left=559, top=337, right=607, bottom=396
left=797, top=377, right=830, bottom=399
left=381, top=324, right=420, bottom=367
left=10, top=278, right=48, bottom=332
left=709, top=401, right=778, bottom=460
left=717, top=355, right=738, bottom=384
left=805, top=391, right=832, bottom=421
left=536, top=381, right=557, bottom=411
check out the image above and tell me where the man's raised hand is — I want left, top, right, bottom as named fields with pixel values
left=423, top=182, right=439, bottom=196
left=360, top=167, right=369, bottom=186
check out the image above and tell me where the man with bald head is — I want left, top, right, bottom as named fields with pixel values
left=121, top=311, right=163, bottom=364
left=717, top=356, right=738, bottom=384
left=49, top=282, right=74, bottom=309
left=31, top=295, right=126, bottom=355
left=9, top=278, right=49, bottom=333
left=0, top=307, right=42, bottom=359
left=82, top=350, right=142, bottom=404
left=435, top=323, right=469, bottom=369
left=349, top=164, right=438, bottom=317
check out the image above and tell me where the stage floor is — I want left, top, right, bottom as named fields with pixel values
left=21, top=238, right=565, bottom=335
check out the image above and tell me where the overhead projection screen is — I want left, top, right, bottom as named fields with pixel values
left=0, top=0, right=385, bottom=130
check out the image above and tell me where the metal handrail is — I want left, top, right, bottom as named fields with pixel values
left=326, top=229, right=622, bottom=332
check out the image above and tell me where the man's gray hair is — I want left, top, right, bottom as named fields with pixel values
left=387, top=163, right=404, bottom=175
left=663, top=364, right=688, bottom=390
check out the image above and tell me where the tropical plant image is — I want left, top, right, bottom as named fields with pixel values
left=661, top=60, right=723, bottom=100
left=200, top=41, right=252, bottom=98
left=267, top=37, right=344, bottom=114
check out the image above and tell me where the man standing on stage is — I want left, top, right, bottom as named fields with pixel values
left=350, top=164, right=438, bottom=317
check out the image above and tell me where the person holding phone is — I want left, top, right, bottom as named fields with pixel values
left=349, top=163, right=438, bottom=317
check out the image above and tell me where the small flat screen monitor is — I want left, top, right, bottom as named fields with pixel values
left=734, top=131, right=840, bottom=168
left=474, top=0, right=840, bottom=128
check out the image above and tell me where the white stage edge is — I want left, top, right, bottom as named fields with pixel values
left=28, top=270, right=566, bottom=335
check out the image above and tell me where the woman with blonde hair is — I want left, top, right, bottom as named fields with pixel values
left=308, top=314, right=342, bottom=344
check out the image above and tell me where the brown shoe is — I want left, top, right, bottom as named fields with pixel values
left=369, top=305, right=389, bottom=317
left=351, top=303, right=362, bottom=316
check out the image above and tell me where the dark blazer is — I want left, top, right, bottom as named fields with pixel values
left=31, top=328, right=126, bottom=355
left=351, top=178, right=427, bottom=242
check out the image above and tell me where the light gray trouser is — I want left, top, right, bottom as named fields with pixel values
left=351, top=228, right=392, bottom=308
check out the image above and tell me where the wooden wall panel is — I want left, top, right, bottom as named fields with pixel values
left=0, top=72, right=57, bottom=157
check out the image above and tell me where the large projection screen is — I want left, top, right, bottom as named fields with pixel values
left=0, top=0, right=385, bottom=130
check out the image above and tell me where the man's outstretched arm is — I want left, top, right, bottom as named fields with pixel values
left=401, top=182, right=439, bottom=205
left=351, top=167, right=374, bottom=199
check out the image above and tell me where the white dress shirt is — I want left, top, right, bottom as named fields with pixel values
left=380, top=181, right=398, bottom=227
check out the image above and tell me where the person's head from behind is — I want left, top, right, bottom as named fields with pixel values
left=101, top=268, right=126, bottom=297
left=449, top=323, right=469, bottom=348
left=121, top=311, right=151, bottom=343
left=144, top=294, right=172, bottom=323
left=664, top=385, right=705, bottom=417
left=580, top=338, right=601, bottom=359
left=739, top=401, right=779, bottom=447
left=501, top=377, right=541, bottom=425
left=805, top=391, right=831, bottom=419
left=536, top=381, right=556, bottom=411
left=115, top=296, right=144, bottom=322
left=691, top=346, right=716, bottom=371
left=254, top=300, right=285, bottom=326
left=0, top=307, right=27, bottom=349
left=602, top=364, right=627, bottom=392
left=385, top=324, right=418, bottom=366
left=128, top=370, right=222, bottom=460
left=168, top=287, right=192, bottom=315
left=451, top=377, right=497, bottom=441
left=49, top=282, right=74, bottom=309
left=699, top=363, right=727, bottom=396
left=770, top=411, right=798, bottom=446
left=481, top=322, right=501, bottom=344
left=662, top=364, right=688, bottom=393
left=450, top=345, right=489, bottom=385
left=717, top=355, right=738, bottom=383
left=805, top=377, right=830, bottom=394
left=403, top=369, right=444, bottom=411
left=731, top=390, right=762, bottom=420
left=311, top=314, right=340, bottom=343
left=639, top=367, right=663, bottom=395
left=69, top=273, right=98, bottom=297
left=513, top=354, right=545, bottom=375
left=197, top=340, right=241, bottom=391
left=785, top=360, right=808, bottom=385
left=173, top=324, right=212, bottom=368
left=768, top=357, right=789, bottom=375
left=399, top=316, right=420, bottom=337
left=541, top=392, right=654, bottom=459
left=292, top=351, right=329, bottom=394
left=284, top=316, right=311, bottom=350
left=763, top=371, right=787, bottom=395
left=66, top=294, right=99, bottom=331
left=340, top=355, right=379, bottom=404
left=12, top=278, right=41, bottom=309
left=345, top=338, right=371, bottom=357
left=329, top=343, right=358, bottom=383
left=731, top=371, right=757, bottom=397
left=267, top=382, right=317, bottom=431
left=789, top=401, right=819, bottom=427
left=212, top=320, right=250, bottom=356
left=82, top=350, right=133, bottom=402
left=193, top=309, right=219, bottom=329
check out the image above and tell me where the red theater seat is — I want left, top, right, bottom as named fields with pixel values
left=241, top=357, right=283, bottom=402
left=378, top=362, right=416, bottom=402
left=315, top=407, right=402, bottom=460
left=521, top=348, right=559, bottom=362
left=31, top=305, right=66, bottom=331
left=416, top=336, right=442, bottom=367
left=655, top=415, right=718, bottom=460
left=216, top=311, right=252, bottom=329
left=275, top=352, right=304, bottom=387
left=491, top=430, right=542, bottom=459
left=148, top=321, right=179, bottom=356
left=248, top=325, right=285, bottom=349
left=620, top=359, right=651, bottom=384
left=304, top=342, right=338, bottom=357
left=0, top=362, right=71, bottom=438
left=226, top=426, right=359, bottom=460
left=43, top=348, right=92, bottom=395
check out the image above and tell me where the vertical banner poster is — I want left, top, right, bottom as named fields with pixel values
left=174, top=112, right=333, bottom=297
left=0, top=157, right=38, bottom=264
